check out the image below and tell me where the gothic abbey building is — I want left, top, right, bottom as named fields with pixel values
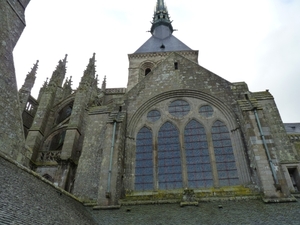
left=3, top=0, right=300, bottom=210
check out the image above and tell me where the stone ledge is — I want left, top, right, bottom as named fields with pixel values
left=262, top=196, right=297, bottom=203
left=93, top=205, right=121, bottom=210
left=180, top=201, right=199, bottom=207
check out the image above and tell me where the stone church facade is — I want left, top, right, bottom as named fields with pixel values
left=4, top=0, right=300, bottom=210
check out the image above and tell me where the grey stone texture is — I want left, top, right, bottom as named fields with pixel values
left=0, top=0, right=30, bottom=165
left=0, top=154, right=97, bottom=225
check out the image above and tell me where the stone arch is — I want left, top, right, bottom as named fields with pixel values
left=139, top=61, right=155, bottom=76
left=127, top=90, right=238, bottom=137
left=126, top=90, right=251, bottom=187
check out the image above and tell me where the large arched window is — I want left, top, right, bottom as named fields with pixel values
left=184, top=120, right=213, bottom=188
left=212, top=120, right=239, bottom=186
left=133, top=99, right=242, bottom=192
left=158, top=122, right=182, bottom=190
left=135, top=127, right=153, bottom=191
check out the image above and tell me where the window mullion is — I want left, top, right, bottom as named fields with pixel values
left=206, top=131, right=219, bottom=187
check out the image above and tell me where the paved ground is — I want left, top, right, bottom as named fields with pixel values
left=90, top=199, right=300, bottom=225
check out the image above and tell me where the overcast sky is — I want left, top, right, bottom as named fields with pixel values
left=13, top=0, right=300, bottom=122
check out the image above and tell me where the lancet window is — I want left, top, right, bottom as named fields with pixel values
left=134, top=99, right=240, bottom=191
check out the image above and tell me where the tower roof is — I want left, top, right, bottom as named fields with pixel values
left=134, top=0, right=192, bottom=54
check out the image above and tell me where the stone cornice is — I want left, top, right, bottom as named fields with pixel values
left=128, top=50, right=198, bottom=60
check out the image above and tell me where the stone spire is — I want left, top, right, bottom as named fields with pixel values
left=62, top=76, right=73, bottom=98
left=80, top=53, right=96, bottom=86
left=19, top=60, right=39, bottom=111
left=49, top=54, right=68, bottom=87
left=151, top=0, right=173, bottom=34
left=101, top=75, right=106, bottom=91
left=20, top=60, right=39, bottom=92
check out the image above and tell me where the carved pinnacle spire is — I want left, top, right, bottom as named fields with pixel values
left=63, top=77, right=69, bottom=88
left=81, top=53, right=96, bottom=85
left=43, top=77, right=49, bottom=88
left=68, top=76, right=73, bottom=86
left=101, top=75, right=106, bottom=91
left=21, top=60, right=39, bottom=92
left=49, top=54, right=68, bottom=87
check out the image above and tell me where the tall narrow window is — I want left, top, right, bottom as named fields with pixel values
left=145, top=68, right=151, bottom=76
left=212, top=120, right=239, bottom=186
left=184, top=120, right=213, bottom=188
left=135, top=127, right=153, bottom=191
left=158, top=122, right=182, bottom=189
left=174, top=62, right=178, bottom=70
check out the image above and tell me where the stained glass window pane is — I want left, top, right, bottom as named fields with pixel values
left=135, top=127, right=153, bottom=191
left=147, top=110, right=161, bottom=122
left=184, top=120, right=213, bottom=188
left=158, top=122, right=182, bottom=189
left=212, top=120, right=239, bottom=186
left=199, top=105, right=214, bottom=118
left=168, top=100, right=190, bottom=118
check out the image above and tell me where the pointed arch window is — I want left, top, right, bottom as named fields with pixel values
left=135, top=127, right=153, bottom=191
left=184, top=120, right=213, bottom=188
left=158, top=122, right=182, bottom=189
left=212, top=120, right=239, bottom=186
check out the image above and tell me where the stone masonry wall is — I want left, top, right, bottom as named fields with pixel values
left=0, top=154, right=97, bottom=225
left=73, top=112, right=109, bottom=202
left=0, top=0, right=30, bottom=165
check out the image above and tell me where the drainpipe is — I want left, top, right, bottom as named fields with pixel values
left=106, top=108, right=121, bottom=198
left=246, top=95, right=280, bottom=188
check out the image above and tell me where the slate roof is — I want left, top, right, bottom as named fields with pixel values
left=135, top=25, right=192, bottom=53
left=134, top=0, right=193, bottom=54
left=90, top=200, right=300, bottom=225
left=284, top=123, right=300, bottom=134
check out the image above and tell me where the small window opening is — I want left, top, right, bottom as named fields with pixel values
left=163, top=15, right=165, bottom=19
left=288, top=168, right=300, bottom=192
left=145, top=68, right=151, bottom=76
left=174, top=62, right=178, bottom=70
left=160, top=44, right=165, bottom=49
left=158, top=15, right=161, bottom=19
left=43, top=174, right=54, bottom=182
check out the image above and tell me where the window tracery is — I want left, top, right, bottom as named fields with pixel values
left=134, top=100, right=240, bottom=191
left=168, top=100, right=190, bottom=118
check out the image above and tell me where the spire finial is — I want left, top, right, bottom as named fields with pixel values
left=21, top=60, right=39, bottom=91
left=101, top=75, right=106, bottom=91
left=63, top=54, right=68, bottom=65
left=43, top=77, right=49, bottom=88
left=80, top=53, right=97, bottom=85
left=49, top=55, right=67, bottom=87
left=151, top=0, right=173, bottom=34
